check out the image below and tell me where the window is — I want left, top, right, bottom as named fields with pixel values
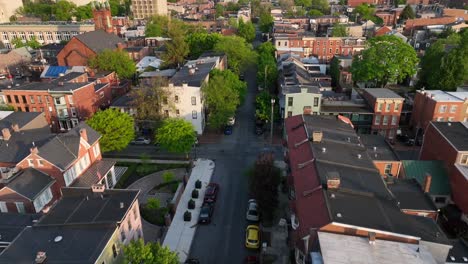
left=383, top=116, right=389, bottom=125
left=385, top=104, right=391, bottom=112
left=67, top=95, right=73, bottom=105
left=112, top=244, right=118, bottom=258
left=14, top=95, right=19, bottom=103
left=191, top=96, right=196, bottom=105
left=0, top=202, right=7, bottom=213
left=24, top=107, right=29, bottom=112
left=33, top=188, right=52, bottom=212
left=128, top=219, right=132, bottom=231
left=93, top=144, right=101, bottom=158
left=384, top=164, right=392, bottom=174
left=32, top=107, right=37, bottom=112
left=448, top=117, right=454, bottom=121
left=439, top=105, right=447, bottom=113
left=37, top=96, right=42, bottom=103
left=288, top=97, right=293, bottom=107
left=394, top=103, right=400, bottom=111
left=54, top=97, right=65, bottom=105
left=163, top=97, right=168, bottom=104
left=377, top=103, right=382, bottom=112
left=461, top=154, right=468, bottom=165
left=314, top=97, right=319, bottom=107
left=175, top=95, right=179, bottom=103
left=71, top=107, right=77, bottom=117
left=133, top=206, right=138, bottom=220
left=434, top=197, right=446, bottom=204
left=176, top=109, right=180, bottom=116
left=287, top=111, right=292, bottom=117
left=99, top=92, right=104, bottom=99
left=6, top=95, right=11, bottom=103
left=28, top=159, right=34, bottom=167
left=391, top=116, right=397, bottom=125
left=374, top=115, right=381, bottom=125
left=192, top=110, right=197, bottom=119
left=38, top=159, right=44, bottom=167
left=22, top=95, right=26, bottom=103
left=29, top=95, right=35, bottom=104
left=40, top=107, right=44, bottom=112
left=450, top=105, right=458, bottom=113
left=164, top=110, right=169, bottom=117
left=437, top=117, right=444, bottom=121
left=15, top=202, right=25, bottom=213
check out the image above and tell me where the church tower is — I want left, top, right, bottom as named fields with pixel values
left=92, top=1, right=114, bottom=34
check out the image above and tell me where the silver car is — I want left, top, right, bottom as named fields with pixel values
left=246, top=199, right=259, bottom=222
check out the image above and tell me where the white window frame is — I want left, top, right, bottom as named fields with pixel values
left=384, top=163, right=392, bottom=174
left=0, top=202, right=7, bottom=212
left=191, top=96, right=196, bottom=106
left=28, top=159, right=34, bottom=167
left=33, top=188, right=52, bottom=212
left=391, top=116, right=397, bottom=125
left=15, top=202, right=25, bottom=214
left=374, top=115, right=381, bottom=125
left=192, top=110, right=197, bottom=119
left=383, top=116, right=389, bottom=125
left=385, top=104, right=391, bottom=112
left=38, top=159, right=44, bottom=167
left=439, top=105, right=447, bottom=113
left=93, top=144, right=101, bottom=158
left=450, top=105, right=457, bottom=113
left=377, top=103, right=382, bottom=111
left=460, top=154, right=468, bottom=165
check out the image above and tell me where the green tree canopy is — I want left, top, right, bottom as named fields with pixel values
left=145, top=15, right=169, bottom=37
left=351, top=35, right=419, bottom=87
left=330, top=57, right=340, bottom=86
left=255, top=91, right=278, bottom=121
left=215, top=3, right=225, bottom=18
left=308, top=9, right=324, bottom=17
left=122, top=239, right=179, bottom=264
left=353, top=4, right=375, bottom=20
left=129, top=77, right=172, bottom=122
left=237, top=20, right=256, bottom=42
left=52, top=0, right=77, bottom=21
left=214, top=36, right=257, bottom=74
left=86, top=108, right=135, bottom=152
left=257, top=42, right=278, bottom=92
left=211, top=69, right=247, bottom=103
left=156, top=118, right=196, bottom=154
left=89, top=49, right=136, bottom=79
left=186, top=32, right=223, bottom=59
left=399, top=5, right=415, bottom=22
left=11, top=37, right=41, bottom=49
left=331, top=22, right=348, bottom=37
left=259, top=10, right=274, bottom=33
left=202, top=71, right=240, bottom=129
left=74, top=5, right=93, bottom=21
left=162, top=20, right=189, bottom=68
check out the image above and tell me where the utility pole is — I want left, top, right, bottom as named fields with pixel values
left=270, top=98, right=275, bottom=145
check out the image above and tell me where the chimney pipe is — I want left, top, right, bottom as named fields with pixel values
left=11, top=123, right=19, bottom=132
left=1, top=128, right=11, bottom=141
left=368, top=232, right=376, bottom=245
left=423, top=174, right=432, bottom=193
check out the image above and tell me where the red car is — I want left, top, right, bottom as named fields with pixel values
left=204, top=183, right=219, bottom=203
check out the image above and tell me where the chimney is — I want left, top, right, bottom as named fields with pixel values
left=30, top=146, right=39, bottom=155
left=1, top=128, right=11, bottom=141
left=57, top=82, right=64, bottom=86
left=189, top=68, right=196, bottom=75
left=79, top=128, right=88, bottom=142
left=312, top=131, right=323, bottom=143
left=326, top=171, right=340, bottom=189
left=368, top=232, right=376, bottom=245
left=91, top=184, right=105, bottom=193
left=35, top=251, right=47, bottom=264
left=423, top=174, right=432, bottom=193
left=120, top=202, right=125, bottom=209
left=11, top=123, right=19, bottom=132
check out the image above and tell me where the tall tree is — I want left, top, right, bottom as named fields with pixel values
left=156, top=118, right=196, bottom=154
left=308, top=9, right=324, bottom=17
left=122, top=239, right=179, bottom=264
left=311, top=0, right=329, bottom=13
left=87, top=108, right=135, bottom=152
left=351, top=35, right=418, bottom=87
left=331, top=22, right=348, bottom=37
left=145, top=15, right=169, bottom=37
left=211, top=69, right=247, bottom=103
left=74, top=5, right=93, bottom=21
left=237, top=20, right=256, bottom=42
left=259, top=10, right=274, bottom=33
left=214, top=36, right=257, bottom=74
left=257, top=42, right=278, bottom=92
left=399, top=5, right=415, bottom=23
left=89, top=49, right=136, bottom=79
left=163, top=20, right=189, bottom=68
left=186, top=32, right=222, bottom=59
left=202, top=72, right=240, bottom=129
left=215, top=3, right=224, bottom=18
left=52, top=0, right=76, bottom=21
left=255, top=91, right=278, bottom=121
left=353, top=4, right=375, bottom=21
left=330, top=57, right=340, bottom=86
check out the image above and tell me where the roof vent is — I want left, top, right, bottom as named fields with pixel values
left=322, top=147, right=326, bottom=153
left=54, top=236, right=63, bottom=243
left=120, top=202, right=125, bottom=209
left=312, top=131, right=322, bottom=143
left=298, top=158, right=315, bottom=169
left=373, top=146, right=377, bottom=152
left=450, top=256, right=455, bottom=261
left=91, top=184, right=105, bottom=193
left=357, top=154, right=362, bottom=159
left=336, top=213, right=342, bottom=218
left=346, top=137, right=350, bottom=142
left=58, top=82, right=64, bottom=86
left=463, top=257, right=468, bottom=262
left=448, top=123, right=452, bottom=126
left=35, top=251, right=47, bottom=264
left=330, top=193, right=335, bottom=198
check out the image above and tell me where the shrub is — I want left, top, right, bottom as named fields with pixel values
left=146, top=198, right=160, bottom=210
left=192, top=189, right=199, bottom=199
left=184, top=211, right=191, bottom=221
left=162, top=171, right=175, bottom=183
left=140, top=205, right=168, bottom=226
left=195, top=179, right=202, bottom=189
left=188, top=199, right=195, bottom=209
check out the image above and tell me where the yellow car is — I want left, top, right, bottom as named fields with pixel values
left=245, top=225, right=260, bottom=249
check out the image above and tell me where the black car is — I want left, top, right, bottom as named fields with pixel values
left=255, top=120, right=265, bottom=135
left=198, top=203, right=214, bottom=224
left=185, top=259, right=200, bottom=264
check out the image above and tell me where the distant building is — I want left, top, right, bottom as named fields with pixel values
left=0, top=0, right=23, bottom=23
left=131, top=0, right=168, bottom=19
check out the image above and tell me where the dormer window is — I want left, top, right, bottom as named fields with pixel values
left=28, top=159, right=34, bottom=167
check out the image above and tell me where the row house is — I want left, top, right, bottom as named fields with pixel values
left=0, top=112, right=117, bottom=214
left=420, top=122, right=468, bottom=216
left=274, top=34, right=366, bottom=63
left=284, top=115, right=451, bottom=264
left=361, top=88, right=404, bottom=139
left=0, top=186, right=141, bottom=263
left=411, top=90, right=468, bottom=134
left=1, top=72, right=114, bottom=132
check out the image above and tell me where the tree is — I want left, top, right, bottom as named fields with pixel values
left=351, top=35, right=418, bottom=87
left=399, top=5, right=415, bottom=23
left=74, top=5, right=93, bottom=21
left=308, top=9, right=324, bottom=17
left=257, top=42, right=278, bottom=92
left=330, top=57, right=340, bottom=86
left=353, top=4, right=375, bottom=21
left=331, top=22, right=348, bottom=37
left=122, top=239, right=179, bottom=264
left=162, top=20, right=189, bottom=68
left=129, top=77, right=173, bottom=122
left=311, top=0, right=329, bottom=13
left=249, top=152, right=281, bottom=222
left=52, top=0, right=76, bottom=21
left=214, top=36, right=257, bottom=74
left=202, top=72, right=240, bottom=129
left=215, top=3, right=225, bottom=18
left=186, top=32, right=222, bottom=59
left=11, top=37, right=41, bottom=49
left=156, top=118, right=196, bottom=154
left=237, top=20, right=256, bottom=42
left=89, top=49, right=136, bottom=79
left=86, top=108, right=135, bottom=152
left=145, top=15, right=169, bottom=37
left=211, top=69, right=247, bottom=103
left=255, top=91, right=277, bottom=121
left=259, top=10, right=274, bottom=33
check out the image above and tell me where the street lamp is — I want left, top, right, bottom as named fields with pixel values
left=270, top=98, right=275, bottom=145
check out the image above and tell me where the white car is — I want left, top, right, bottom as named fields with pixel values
left=131, top=137, right=151, bottom=145
left=246, top=199, right=259, bottom=222
left=227, top=117, right=235, bottom=126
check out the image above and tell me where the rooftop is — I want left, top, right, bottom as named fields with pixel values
left=282, top=85, right=320, bottom=94
left=71, top=160, right=116, bottom=188
left=74, top=30, right=124, bottom=53
left=362, top=88, right=403, bottom=99
left=6, top=168, right=56, bottom=200
left=431, top=122, right=468, bottom=151
left=447, top=239, right=468, bottom=263
left=170, top=58, right=218, bottom=87
left=359, top=134, right=398, bottom=161
left=5, top=81, right=91, bottom=92
left=0, top=213, right=40, bottom=243
left=0, top=112, right=44, bottom=131
left=387, top=178, right=437, bottom=211
left=111, top=94, right=134, bottom=108
left=402, top=160, right=451, bottom=196
left=419, top=90, right=464, bottom=102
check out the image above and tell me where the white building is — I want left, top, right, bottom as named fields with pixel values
left=0, top=0, right=23, bottom=23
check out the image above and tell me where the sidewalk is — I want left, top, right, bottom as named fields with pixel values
left=162, top=159, right=215, bottom=263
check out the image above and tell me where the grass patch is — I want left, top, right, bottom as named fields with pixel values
left=149, top=180, right=181, bottom=195
left=115, top=162, right=187, bottom=188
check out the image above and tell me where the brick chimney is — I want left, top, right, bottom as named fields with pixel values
left=35, top=251, right=47, bottom=264
left=326, top=171, right=340, bottom=189
left=423, top=174, right=432, bottom=193
left=11, top=123, right=19, bottom=132
left=91, top=184, right=105, bottom=193
left=312, top=131, right=323, bottom=143
left=79, top=128, right=88, bottom=142
left=1, top=128, right=11, bottom=141
left=368, top=232, right=376, bottom=245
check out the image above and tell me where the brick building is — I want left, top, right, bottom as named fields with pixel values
left=274, top=35, right=366, bottom=62
left=420, top=122, right=468, bottom=215
left=1, top=72, right=118, bottom=132
left=411, top=90, right=468, bottom=133
left=57, top=30, right=126, bottom=66
left=348, top=0, right=376, bottom=7
left=0, top=112, right=117, bottom=214
left=361, top=88, right=404, bottom=139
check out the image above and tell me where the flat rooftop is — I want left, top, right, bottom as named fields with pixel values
left=359, top=134, right=398, bottom=161
left=432, top=122, right=468, bottom=151
left=363, top=88, right=403, bottom=99
left=421, top=90, right=464, bottom=102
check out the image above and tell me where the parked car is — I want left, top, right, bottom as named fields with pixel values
left=405, top=138, right=415, bottom=146
left=255, top=120, right=264, bottom=135
left=245, top=225, right=260, bottom=249
left=224, top=125, right=233, bottom=135
left=198, top=203, right=214, bottom=224
left=0, top=74, right=6, bottom=80
left=227, top=116, right=236, bottom=126
left=131, top=137, right=151, bottom=145
left=246, top=199, right=259, bottom=222
left=204, top=183, right=219, bottom=203
left=184, top=259, right=200, bottom=264
left=239, top=73, right=245, bottom=81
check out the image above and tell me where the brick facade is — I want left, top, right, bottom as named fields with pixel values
left=57, top=37, right=97, bottom=66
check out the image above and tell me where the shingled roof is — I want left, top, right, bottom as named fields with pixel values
left=74, top=30, right=125, bottom=53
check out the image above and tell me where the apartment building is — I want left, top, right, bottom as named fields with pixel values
left=0, top=22, right=95, bottom=49
left=0, top=186, right=141, bottom=263
left=420, top=122, right=468, bottom=215
left=131, top=0, right=168, bottom=19
left=274, top=35, right=366, bottom=63
left=1, top=72, right=115, bottom=132
left=361, top=88, right=404, bottom=139
left=411, top=90, right=468, bottom=133
left=0, top=112, right=117, bottom=214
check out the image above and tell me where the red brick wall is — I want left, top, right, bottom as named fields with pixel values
left=348, top=0, right=375, bottom=7
left=452, top=167, right=468, bottom=214
left=57, top=38, right=97, bottom=66
left=0, top=187, right=34, bottom=213
left=374, top=161, right=401, bottom=177
left=401, top=209, right=437, bottom=220
left=73, top=84, right=99, bottom=119
left=3, top=91, right=55, bottom=125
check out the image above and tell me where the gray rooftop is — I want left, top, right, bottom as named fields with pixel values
left=74, top=30, right=124, bottom=53
left=170, top=61, right=217, bottom=87
left=6, top=168, right=56, bottom=200
left=387, top=179, right=437, bottom=211
left=0, top=213, right=40, bottom=243
left=431, top=122, right=468, bottom=151
left=359, top=134, right=398, bottom=161
left=71, top=160, right=116, bottom=188
left=0, top=112, right=44, bottom=130
left=363, top=88, right=404, bottom=99
left=282, top=85, right=320, bottom=94
left=111, top=94, right=134, bottom=108
left=5, top=81, right=91, bottom=92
